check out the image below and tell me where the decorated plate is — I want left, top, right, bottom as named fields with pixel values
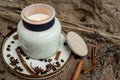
left=2, top=31, right=71, bottom=79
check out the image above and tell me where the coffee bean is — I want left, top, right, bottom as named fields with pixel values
left=7, top=25, right=14, bottom=30
left=11, top=41, right=15, bottom=44
left=56, top=62, right=59, bottom=65
left=61, top=59, right=64, bottom=62
left=26, top=57, right=30, bottom=60
left=6, top=48, right=10, bottom=51
left=7, top=45, right=11, bottom=47
left=87, top=56, right=90, bottom=59
left=52, top=67, right=57, bottom=71
left=56, top=62, right=61, bottom=67
left=64, top=42, right=67, bottom=46
left=18, top=67, right=23, bottom=72
left=6, top=54, right=10, bottom=57
left=44, top=59, right=47, bottom=62
left=10, top=57, right=14, bottom=61
left=39, top=59, right=44, bottom=61
left=56, top=63, right=61, bottom=68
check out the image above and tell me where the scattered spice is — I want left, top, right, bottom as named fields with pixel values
left=33, top=66, right=42, bottom=75
left=87, top=56, right=90, bottom=59
left=10, top=57, right=14, bottom=61
left=25, top=57, right=30, bottom=60
left=14, top=66, right=23, bottom=72
left=14, top=66, right=19, bottom=71
left=55, top=51, right=61, bottom=60
left=46, top=64, right=52, bottom=71
left=72, top=60, right=84, bottom=80
left=18, top=67, right=23, bottom=72
left=13, top=34, right=18, bottom=40
left=10, top=57, right=19, bottom=66
left=39, top=59, right=44, bottom=61
left=16, top=48, right=35, bottom=75
left=17, top=46, right=27, bottom=56
left=7, top=45, right=11, bottom=47
left=56, top=63, right=61, bottom=68
left=47, top=58, right=52, bottom=62
left=11, top=41, right=15, bottom=44
left=44, top=59, right=47, bottom=62
left=46, top=63, right=56, bottom=71
left=6, top=48, right=10, bottom=51
left=61, top=59, right=64, bottom=63
left=30, top=62, right=60, bottom=75
left=0, top=70, right=5, bottom=74
left=52, top=67, right=57, bottom=71
left=30, top=62, right=43, bottom=75
left=64, top=42, right=67, bottom=46
left=7, top=25, right=14, bottom=30
left=56, top=62, right=60, bottom=65
left=7, top=54, right=11, bottom=57
left=55, top=62, right=61, bottom=68
left=29, top=58, right=63, bottom=75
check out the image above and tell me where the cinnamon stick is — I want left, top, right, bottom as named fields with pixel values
left=82, top=65, right=95, bottom=74
left=91, top=46, right=97, bottom=65
left=72, top=60, right=84, bottom=80
left=81, top=46, right=97, bottom=75
left=55, top=51, right=61, bottom=60
left=16, top=48, right=35, bottom=75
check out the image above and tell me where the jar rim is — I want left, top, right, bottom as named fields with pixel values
left=21, top=4, right=55, bottom=25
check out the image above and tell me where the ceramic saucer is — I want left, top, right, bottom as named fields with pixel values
left=2, top=31, right=71, bottom=79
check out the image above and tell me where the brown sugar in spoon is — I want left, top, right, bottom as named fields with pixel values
left=66, top=31, right=88, bottom=80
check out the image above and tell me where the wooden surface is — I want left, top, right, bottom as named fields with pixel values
left=0, top=0, right=120, bottom=80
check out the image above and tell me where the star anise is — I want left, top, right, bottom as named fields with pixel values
left=46, top=63, right=56, bottom=71
left=34, top=66, right=43, bottom=75
left=10, top=57, right=19, bottom=66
